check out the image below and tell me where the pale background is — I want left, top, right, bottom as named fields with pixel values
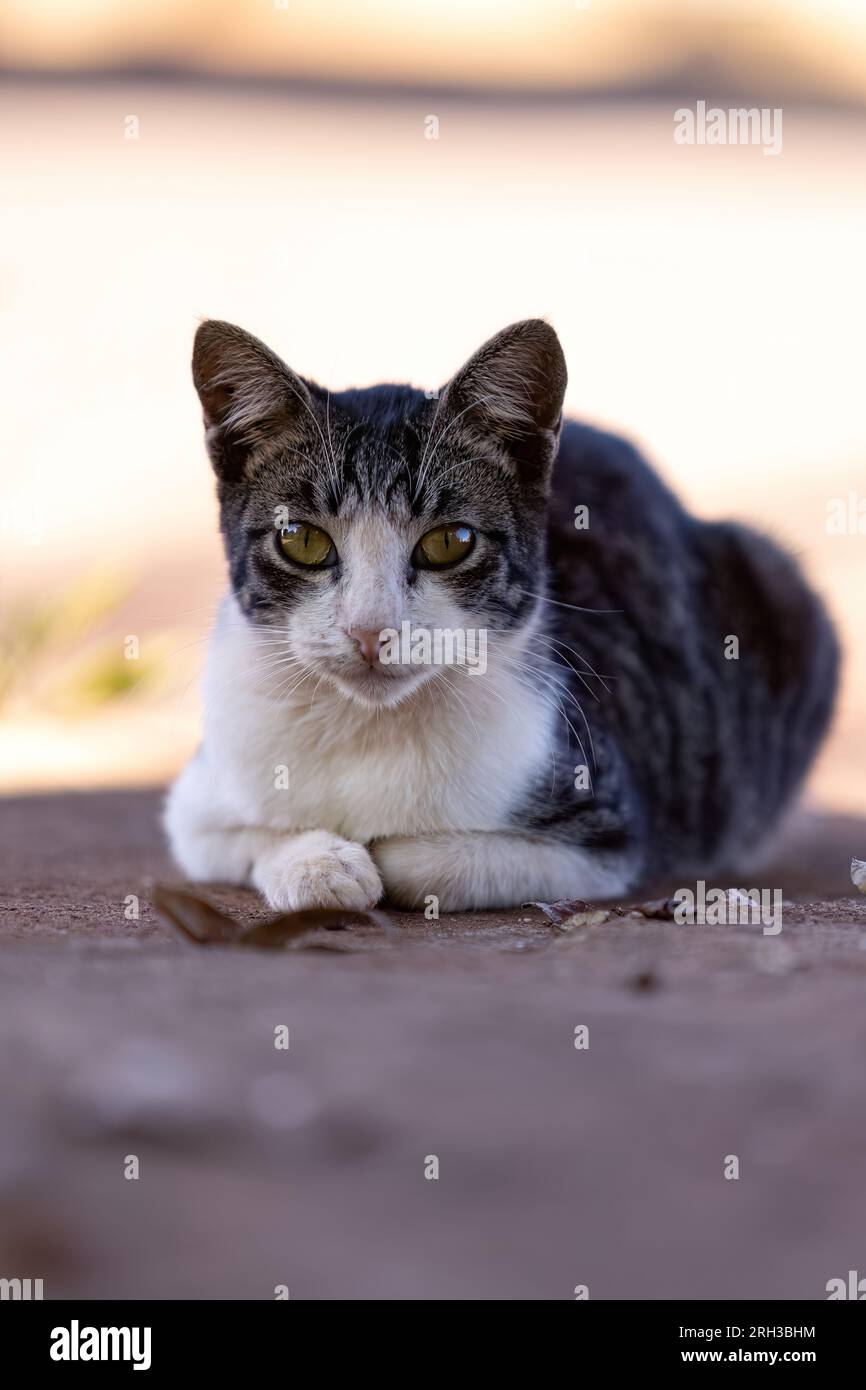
left=1, top=0, right=864, bottom=810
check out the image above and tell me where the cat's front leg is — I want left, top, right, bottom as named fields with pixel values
left=165, top=760, right=382, bottom=910
left=164, top=760, right=280, bottom=885
left=168, top=817, right=382, bottom=911
left=167, top=818, right=382, bottom=911
left=372, top=831, right=630, bottom=912
left=250, top=831, right=382, bottom=911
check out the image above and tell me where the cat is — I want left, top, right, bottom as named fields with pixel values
left=164, top=318, right=839, bottom=911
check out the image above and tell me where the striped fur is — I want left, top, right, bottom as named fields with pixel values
left=165, top=319, right=839, bottom=909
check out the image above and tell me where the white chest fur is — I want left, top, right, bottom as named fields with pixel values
left=198, top=599, right=555, bottom=842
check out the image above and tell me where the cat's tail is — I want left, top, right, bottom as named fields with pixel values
left=699, top=519, right=840, bottom=843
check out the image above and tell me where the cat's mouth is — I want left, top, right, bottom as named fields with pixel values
left=326, top=660, right=430, bottom=709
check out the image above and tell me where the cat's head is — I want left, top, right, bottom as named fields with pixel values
left=192, top=317, right=567, bottom=708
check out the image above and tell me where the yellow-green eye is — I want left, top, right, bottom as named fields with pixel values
left=414, top=524, right=475, bottom=569
left=279, top=522, right=336, bottom=567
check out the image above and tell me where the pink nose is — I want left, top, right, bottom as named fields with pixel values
left=347, top=627, right=382, bottom=666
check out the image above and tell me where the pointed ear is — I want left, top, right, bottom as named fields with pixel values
left=191, top=320, right=313, bottom=476
left=438, top=319, right=567, bottom=480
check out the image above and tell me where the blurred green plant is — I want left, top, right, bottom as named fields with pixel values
left=0, top=570, right=172, bottom=714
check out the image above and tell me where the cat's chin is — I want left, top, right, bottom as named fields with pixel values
left=327, top=666, right=429, bottom=710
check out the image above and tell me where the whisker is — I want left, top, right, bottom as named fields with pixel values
left=528, top=632, right=617, bottom=690
left=496, top=646, right=595, bottom=778
left=524, top=634, right=607, bottom=701
left=519, top=588, right=623, bottom=615
left=507, top=666, right=592, bottom=787
left=413, top=392, right=500, bottom=502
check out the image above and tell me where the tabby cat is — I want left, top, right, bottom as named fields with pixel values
left=165, top=319, right=838, bottom=910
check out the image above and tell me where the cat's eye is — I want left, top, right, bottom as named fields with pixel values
left=279, top=522, right=336, bottom=567
left=414, top=524, right=475, bottom=569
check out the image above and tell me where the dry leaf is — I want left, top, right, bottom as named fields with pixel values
left=529, top=896, right=681, bottom=926
left=526, top=898, right=596, bottom=925
left=151, top=884, right=241, bottom=944
left=622, top=898, right=678, bottom=920
left=152, top=885, right=393, bottom=951
left=556, top=909, right=611, bottom=932
left=240, top=907, right=387, bottom=949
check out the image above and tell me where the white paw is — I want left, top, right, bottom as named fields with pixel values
left=251, top=831, right=383, bottom=911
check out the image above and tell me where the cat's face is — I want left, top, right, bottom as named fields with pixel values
left=193, top=319, right=567, bottom=708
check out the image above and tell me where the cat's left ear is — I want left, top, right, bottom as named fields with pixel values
left=438, top=319, right=567, bottom=483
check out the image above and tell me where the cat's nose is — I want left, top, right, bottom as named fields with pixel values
left=347, top=627, right=383, bottom=666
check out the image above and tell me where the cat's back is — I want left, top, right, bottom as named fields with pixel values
left=549, top=419, right=688, bottom=544
left=545, top=419, right=694, bottom=651
left=543, top=418, right=839, bottom=871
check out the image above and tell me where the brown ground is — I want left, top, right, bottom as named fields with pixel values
left=1, top=789, right=865, bottom=1300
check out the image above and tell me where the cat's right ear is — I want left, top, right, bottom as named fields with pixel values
left=192, top=320, right=312, bottom=478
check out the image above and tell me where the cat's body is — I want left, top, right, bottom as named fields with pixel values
left=165, top=320, right=838, bottom=910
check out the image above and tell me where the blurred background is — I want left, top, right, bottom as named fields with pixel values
left=1, top=0, right=864, bottom=808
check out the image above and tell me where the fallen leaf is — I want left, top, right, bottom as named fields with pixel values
left=151, top=885, right=393, bottom=950
left=151, top=884, right=241, bottom=944
left=529, top=896, right=682, bottom=925
left=617, top=898, right=679, bottom=920
left=556, top=909, right=611, bottom=932
left=240, top=907, right=388, bottom=949
left=525, top=898, right=596, bottom=925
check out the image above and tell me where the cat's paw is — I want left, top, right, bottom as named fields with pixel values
left=251, top=830, right=383, bottom=911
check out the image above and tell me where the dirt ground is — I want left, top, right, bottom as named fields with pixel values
left=1, top=789, right=865, bottom=1300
